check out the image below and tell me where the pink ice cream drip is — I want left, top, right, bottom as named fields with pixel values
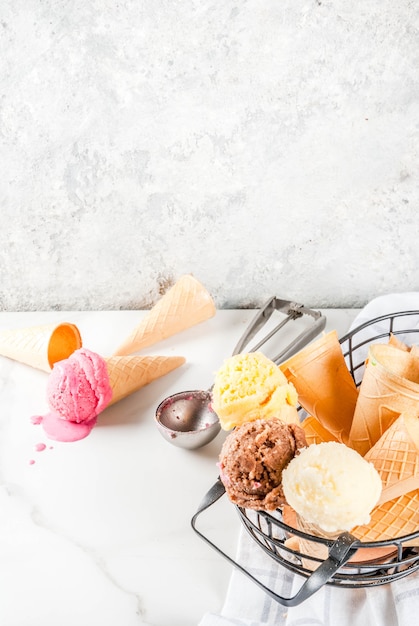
left=34, top=348, right=113, bottom=443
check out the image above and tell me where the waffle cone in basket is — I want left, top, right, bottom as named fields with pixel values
left=365, top=411, right=419, bottom=505
left=348, top=344, right=419, bottom=456
left=114, top=275, right=216, bottom=356
left=283, top=506, right=397, bottom=570
left=352, top=489, right=419, bottom=545
left=388, top=333, right=410, bottom=352
left=279, top=331, right=358, bottom=443
left=350, top=411, right=419, bottom=545
left=295, top=513, right=341, bottom=567
left=0, top=322, right=82, bottom=372
left=105, top=355, right=185, bottom=404
left=301, top=416, right=338, bottom=445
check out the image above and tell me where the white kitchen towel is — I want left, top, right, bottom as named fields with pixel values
left=348, top=292, right=419, bottom=347
left=199, top=524, right=419, bottom=626
left=199, top=293, right=419, bottom=626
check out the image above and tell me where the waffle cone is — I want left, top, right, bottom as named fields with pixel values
left=0, top=323, right=82, bottom=372
left=114, top=275, right=216, bottom=355
left=365, top=412, right=419, bottom=504
left=352, top=489, right=419, bottom=544
left=348, top=344, right=419, bottom=456
left=295, top=514, right=342, bottom=569
left=283, top=506, right=397, bottom=568
left=105, top=355, right=185, bottom=405
left=282, top=506, right=327, bottom=568
left=302, top=416, right=338, bottom=446
left=388, top=333, right=410, bottom=352
left=280, top=331, right=358, bottom=443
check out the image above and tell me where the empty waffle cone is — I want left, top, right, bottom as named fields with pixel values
left=352, top=489, right=419, bottom=545
left=365, top=412, right=419, bottom=505
left=105, top=355, right=185, bottom=404
left=302, top=416, right=338, bottom=446
left=114, top=275, right=216, bottom=356
left=280, top=331, right=358, bottom=443
left=388, top=333, right=410, bottom=352
left=0, top=322, right=82, bottom=372
left=348, top=344, right=419, bottom=456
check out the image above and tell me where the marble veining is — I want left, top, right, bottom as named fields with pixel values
left=0, top=1, right=418, bottom=311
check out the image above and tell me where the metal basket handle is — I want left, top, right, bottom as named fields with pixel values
left=191, top=479, right=359, bottom=607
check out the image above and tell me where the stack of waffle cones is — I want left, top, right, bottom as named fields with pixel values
left=279, top=330, right=419, bottom=557
left=348, top=343, right=419, bottom=456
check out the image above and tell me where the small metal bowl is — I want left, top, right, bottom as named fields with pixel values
left=155, top=389, right=221, bottom=450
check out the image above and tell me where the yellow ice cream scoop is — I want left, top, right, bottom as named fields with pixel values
left=212, top=351, right=299, bottom=430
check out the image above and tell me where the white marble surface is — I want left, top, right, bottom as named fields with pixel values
left=1, top=1, right=419, bottom=311
left=0, top=308, right=358, bottom=626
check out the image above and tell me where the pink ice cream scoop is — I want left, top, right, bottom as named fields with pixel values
left=47, top=348, right=112, bottom=422
left=34, top=348, right=113, bottom=442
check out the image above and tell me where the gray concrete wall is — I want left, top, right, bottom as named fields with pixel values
left=1, top=1, right=418, bottom=310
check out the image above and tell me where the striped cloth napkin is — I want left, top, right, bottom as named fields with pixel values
left=199, top=293, right=419, bottom=626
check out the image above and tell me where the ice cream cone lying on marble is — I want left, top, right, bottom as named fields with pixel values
left=279, top=331, right=358, bottom=443
left=33, top=348, right=185, bottom=442
left=0, top=322, right=82, bottom=372
left=106, top=354, right=185, bottom=404
left=114, top=274, right=216, bottom=356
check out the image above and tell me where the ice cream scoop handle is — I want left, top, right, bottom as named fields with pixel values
left=191, top=480, right=358, bottom=607
left=273, top=315, right=327, bottom=364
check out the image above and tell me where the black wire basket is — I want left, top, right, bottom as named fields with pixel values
left=191, top=310, right=419, bottom=607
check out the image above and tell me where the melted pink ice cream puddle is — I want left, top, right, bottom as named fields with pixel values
left=41, top=413, right=97, bottom=442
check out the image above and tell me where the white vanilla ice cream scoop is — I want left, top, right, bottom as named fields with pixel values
left=282, top=441, right=382, bottom=533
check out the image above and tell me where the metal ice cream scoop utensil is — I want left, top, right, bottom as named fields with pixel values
left=154, top=297, right=326, bottom=450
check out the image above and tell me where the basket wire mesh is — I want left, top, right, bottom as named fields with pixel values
left=191, top=311, right=419, bottom=605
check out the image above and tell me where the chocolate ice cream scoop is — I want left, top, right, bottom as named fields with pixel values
left=218, top=418, right=307, bottom=511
